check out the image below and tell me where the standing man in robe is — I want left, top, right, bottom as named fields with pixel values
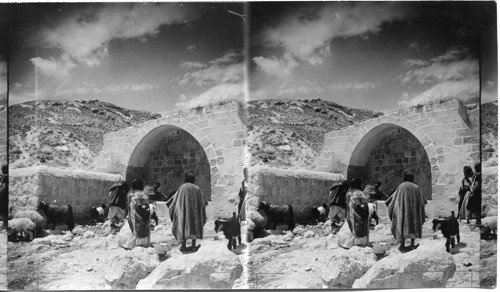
left=386, top=171, right=427, bottom=251
left=127, top=178, right=150, bottom=247
left=345, top=177, right=370, bottom=247
left=0, top=165, right=7, bottom=228
left=108, top=177, right=129, bottom=229
left=328, top=180, right=349, bottom=229
left=167, top=172, right=209, bottom=252
left=467, top=163, right=481, bottom=225
left=237, top=167, right=248, bottom=222
left=457, top=165, right=474, bottom=221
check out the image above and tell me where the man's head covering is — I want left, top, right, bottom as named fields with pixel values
left=185, top=172, right=196, bottom=184
left=131, top=178, right=144, bottom=190
left=403, top=171, right=414, bottom=182
left=349, top=177, right=362, bottom=190
left=463, top=165, right=473, bottom=177
left=474, top=163, right=481, bottom=174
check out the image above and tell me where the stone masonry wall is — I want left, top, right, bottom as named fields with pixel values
left=143, top=129, right=211, bottom=200
left=316, top=99, right=479, bottom=217
left=363, top=127, right=432, bottom=199
left=246, top=166, right=345, bottom=211
left=10, top=166, right=122, bottom=223
left=95, top=101, right=247, bottom=219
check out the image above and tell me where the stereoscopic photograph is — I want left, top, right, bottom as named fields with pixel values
left=2, top=1, right=498, bottom=290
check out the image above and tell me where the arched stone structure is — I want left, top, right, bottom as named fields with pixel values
left=346, top=123, right=433, bottom=199
left=126, top=125, right=212, bottom=200
left=95, top=101, right=248, bottom=218
left=316, top=99, right=479, bottom=217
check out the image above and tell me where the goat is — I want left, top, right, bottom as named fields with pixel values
left=432, top=211, right=460, bottom=252
left=8, top=218, right=35, bottom=242
left=37, top=201, right=75, bottom=231
left=90, top=203, right=108, bottom=223
left=258, top=201, right=295, bottom=231
left=11, top=210, right=46, bottom=238
left=215, top=212, right=241, bottom=250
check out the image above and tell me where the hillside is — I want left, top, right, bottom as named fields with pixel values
left=481, top=101, right=498, bottom=166
left=9, top=99, right=161, bottom=170
left=247, top=98, right=382, bottom=170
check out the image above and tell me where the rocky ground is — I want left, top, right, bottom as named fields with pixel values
left=480, top=238, right=497, bottom=288
left=8, top=215, right=481, bottom=289
left=8, top=218, right=246, bottom=290
left=248, top=217, right=480, bottom=289
left=480, top=100, right=498, bottom=288
left=0, top=230, right=6, bottom=290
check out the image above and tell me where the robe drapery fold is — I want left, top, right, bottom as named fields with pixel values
left=458, top=177, right=472, bottom=220
left=167, top=183, right=208, bottom=242
left=125, top=189, right=150, bottom=247
left=386, top=182, right=427, bottom=242
left=346, top=189, right=370, bottom=245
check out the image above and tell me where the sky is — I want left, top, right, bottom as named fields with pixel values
left=0, top=6, right=7, bottom=106
left=5, top=2, right=498, bottom=112
left=8, top=3, right=245, bottom=112
left=249, top=2, right=497, bottom=111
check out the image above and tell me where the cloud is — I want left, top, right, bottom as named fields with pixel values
left=399, top=48, right=475, bottom=85
left=105, top=83, right=158, bottom=93
left=175, top=82, right=244, bottom=110
left=398, top=79, right=479, bottom=107
left=409, top=42, right=418, bottom=49
left=187, top=44, right=197, bottom=53
left=177, top=50, right=244, bottom=87
left=179, top=61, right=206, bottom=71
left=482, top=80, right=498, bottom=103
left=54, top=82, right=158, bottom=96
left=397, top=47, right=479, bottom=106
left=34, top=3, right=198, bottom=73
left=251, top=79, right=379, bottom=100
left=402, top=59, right=428, bottom=68
left=30, top=53, right=77, bottom=79
left=328, top=82, right=379, bottom=91
left=261, top=2, right=411, bottom=66
left=252, top=53, right=299, bottom=76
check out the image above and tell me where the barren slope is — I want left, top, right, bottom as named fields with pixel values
left=9, top=99, right=160, bottom=170
left=247, top=98, right=382, bottom=170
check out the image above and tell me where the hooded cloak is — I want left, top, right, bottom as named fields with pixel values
left=386, top=181, right=427, bottom=242
left=167, top=182, right=208, bottom=242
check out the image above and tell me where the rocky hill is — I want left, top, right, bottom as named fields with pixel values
left=247, top=98, right=382, bottom=170
left=481, top=101, right=498, bottom=166
left=9, top=99, right=161, bottom=170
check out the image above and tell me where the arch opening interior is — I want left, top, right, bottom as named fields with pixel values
left=347, top=123, right=432, bottom=200
left=126, top=125, right=211, bottom=200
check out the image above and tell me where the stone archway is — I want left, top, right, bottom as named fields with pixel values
left=316, top=99, right=479, bottom=217
left=346, top=123, right=433, bottom=199
left=126, top=125, right=212, bottom=200
left=95, top=101, right=248, bottom=217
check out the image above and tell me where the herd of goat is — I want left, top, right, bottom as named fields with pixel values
left=6, top=199, right=498, bottom=253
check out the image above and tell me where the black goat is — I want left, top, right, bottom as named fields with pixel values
left=37, top=201, right=75, bottom=231
left=432, top=211, right=460, bottom=252
left=258, top=201, right=295, bottom=231
left=311, top=203, right=329, bottom=223
left=90, top=203, right=108, bottom=223
left=215, top=212, right=241, bottom=250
